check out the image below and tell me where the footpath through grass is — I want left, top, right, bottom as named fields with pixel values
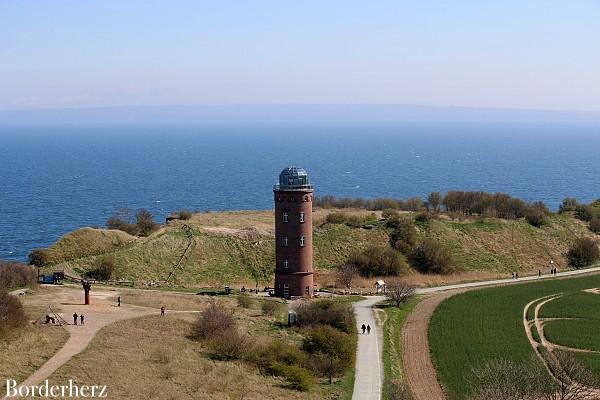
left=380, top=297, right=421, bottom=400
left=429, top=273, right=600, bottom=400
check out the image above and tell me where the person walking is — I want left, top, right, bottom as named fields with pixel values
left=538, top=270, right=542, bottom=277
left=80, top=314, right=85, bottom=326
left=361, top=324, right=366, bottom=334
left=117, top=296, right=121, bottom=307
left=160, top=306, right=165, bottom=316
left=73, top=313, right=78, bottom=326
left=366, top=324, right=371, bottom=335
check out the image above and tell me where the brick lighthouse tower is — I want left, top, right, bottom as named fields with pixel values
left=274, top=166, right=314, bottom=298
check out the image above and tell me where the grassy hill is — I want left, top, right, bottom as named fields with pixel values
left=40, top=209, right=594, bottom=288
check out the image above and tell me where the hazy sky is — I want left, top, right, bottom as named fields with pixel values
left=2, top=1, right=599, bottom=111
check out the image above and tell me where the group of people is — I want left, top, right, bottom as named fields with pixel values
left=360, top=323, right=371, bottom=335
left=72, top=312, right=85, bottom=326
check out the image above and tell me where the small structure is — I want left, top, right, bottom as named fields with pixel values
left=82, top=280, right=92, bottom=305
left=375, top=280, right=386, bottom=294
left=288, top=310, right=297, bottom=327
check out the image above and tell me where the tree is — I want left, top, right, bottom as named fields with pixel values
left=347, top=245, right=408, bottom=277
left=28, top=248, right=50, bottom=268
left=387, top=217, right=417, bottom=254
left=336, top=264, right=358, bottom=289
left=410, top=238, right=457, bottom=274
left=427, top=192, right=443, bottom=213
left=405, top=197, right=424, bottom=212
left=386, top=278, right=416, bottom=307
left=135, top=209, right=159, bottom=236
left=567, top=237, right=599, bottom=268
left=559, top=198, right=579, bottom=213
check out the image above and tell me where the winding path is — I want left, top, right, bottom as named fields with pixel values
left=352, top=296, right=386, bottom=400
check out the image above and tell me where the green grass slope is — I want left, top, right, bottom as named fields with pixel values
left=42, top=210, right=592, bottom=287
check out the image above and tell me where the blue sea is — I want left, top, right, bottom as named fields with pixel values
left=1, top=122, right=599, bottom=261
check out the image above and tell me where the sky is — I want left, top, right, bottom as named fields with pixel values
left=1, top=1, right=599, bottom=111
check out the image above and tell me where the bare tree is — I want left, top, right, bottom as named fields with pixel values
left=336, top=264, right=358, bottom=289
left=541, top=351, right=598, bottom=400
left=386, top=278, right=416, bottom=307
left=427, top=192, right=443, bottom=213
left=468, top=354, right=598, bottom=400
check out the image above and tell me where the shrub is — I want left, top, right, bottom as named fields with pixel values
left=28, top=249, right=50, bottom=268
left=237, top=294, right=254, bottom=309
left=325, top=212, right=374, bottom=227
left=410, top=238, right=457, bottom=274
left=559, top=198, right=580, bottom=213
left=85, top=256, right=115, bottom=280
left=348, top=245, right=408, bottom=277
left=269, top=362, right=314, bottom=391
left=575, top=205, right=597, bottom=222
left=387, top=217, right=417, bottom=254
left=381, top=208, right=400, bottom=219
left=208, top=328, right=253, bottom=360
left=106, top=216, right=140, bottom=235
left=192, top=300, right=235, bottom=339
left=567, top=237, right=600, bottom=268
left=178, top=209, right=193, bottom=220
left=261, top=300, right=282, bottom=316
left=302, top=325, right=355, bottom=374
left=294, top=300, right=356, bottom=334
left=0, top=261, right=37, bottom=288
left=524, top=208, right=548, bottom=227
left=414, top=212, right=433, bottom=224
left=0, top=289, right=27, bottom=334
left=590, top=217, right=600, bottom=234
left=336, top=264, right=358, bottom=289
left=136, top=209, right=160, bottom=236
left=388, top=379, right=413, bottom=400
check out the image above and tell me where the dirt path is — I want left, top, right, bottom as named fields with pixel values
left=3, top=286, right=157, bottom=399
left=401, top=291, right=463, bottom=400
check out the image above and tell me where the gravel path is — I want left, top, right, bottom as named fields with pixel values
left=352, top=296, right=386, bottom=400
left=3, top=286, right=156, bottom=399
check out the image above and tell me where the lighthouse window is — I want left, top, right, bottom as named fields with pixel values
left=284, top=259, right=288, bottom=269
left=283, top=236, right=288, bottom=246
left=299, top=212, right=305, bottom=223
left=283, top=212, right=288, bottom=223
left=300, top=236, right=305, bottom=247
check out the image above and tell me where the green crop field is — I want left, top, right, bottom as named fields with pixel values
left=544, top=319, right=600, bottom=352
left=429, top=274, right=600, bottom=400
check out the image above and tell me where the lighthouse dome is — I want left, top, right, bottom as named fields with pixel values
left=277, top=166, right=313, bottom=190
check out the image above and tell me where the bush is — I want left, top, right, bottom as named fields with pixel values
left=388, top=379, right=413, bottom=400
left=414, top=212, right=433, bottom=224
left=106, top=216, right=140, bottom=236
left=208, top=328, right=253, bottom=360
left=85, top=256, right=115, bottom=280
left=410, top=238, right=457, bottom=274
left=387, top=217, right=417, bottom=254
left=294, top=300, right=356, bottom=334
left=325, top=212, right=374, bottom=227
left=567, top=237, right=600, bottom=268
left=302, top=325, right=355, bottom=376
left=237, top=294, right=254, bottom=309
left=559, top=198, right=580, bottom=213
left=590, top=217, right=600, bottom=234
left=136, top=209, right=160, bottom=236
left=524, top=208, right=548, bottom=227
left=0, top=261, right=37, bottom=288
left=28, top=249, right=50, bottom=268
left=192, top=300, right=235, bottom=339
left=347, top=245, right=408, bottom=277
left=381, top=209, right=400, bottom=219
left=178, top=209, right=193, bottom=220
left=261, top=300, right=282, bottom=316
left=269, top=362, right=314, bottom=391
left=575, top=205, right=597, bottom=222
left=0, top=289, right=27, bottom=334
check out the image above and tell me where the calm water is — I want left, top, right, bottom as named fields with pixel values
left=1, top=122, right=599, bottom=261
